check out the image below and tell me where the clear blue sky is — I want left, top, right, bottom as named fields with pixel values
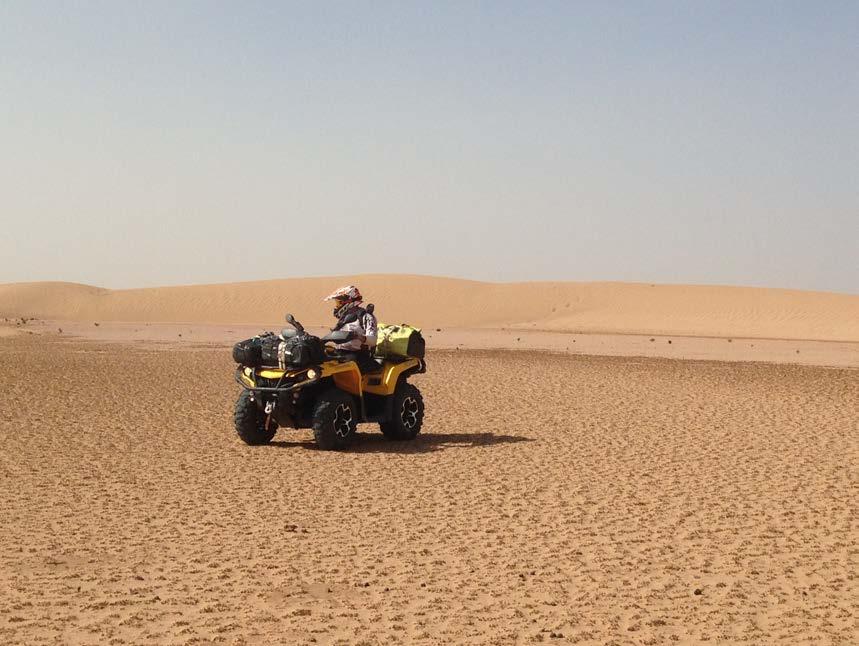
left=1, top=1, right=857, bottom=293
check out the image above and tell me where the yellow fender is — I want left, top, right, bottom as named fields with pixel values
left=362, top=358, right=422, bottom=396
left=320, top=360, right=363, bottom=395
left=238, top=367, right=256, bottom=388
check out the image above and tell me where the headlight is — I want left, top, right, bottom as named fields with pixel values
left=306, top=368, right=318, bottom=380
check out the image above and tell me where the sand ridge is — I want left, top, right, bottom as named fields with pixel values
left=1, top=275, right=858, bottom=341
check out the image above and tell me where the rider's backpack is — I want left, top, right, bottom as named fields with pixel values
left=375, top=323, right=425, bottom=359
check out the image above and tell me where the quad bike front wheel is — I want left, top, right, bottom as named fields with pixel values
left=312, top=388, right=358, bottom=450
left=234, top=391, right=277, bottom=445
left=381, top=381, right=425, bottom=440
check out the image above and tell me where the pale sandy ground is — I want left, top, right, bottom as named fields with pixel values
left=1, top=335, right=857, bottom=645
left=4, top=319, right=859, bottom=369
left=0, top=320, right=859, bottom=368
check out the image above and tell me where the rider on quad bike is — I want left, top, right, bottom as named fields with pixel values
left=324, top=285, right=378, bottom=373
left=232, top=293, right=426, bottom=450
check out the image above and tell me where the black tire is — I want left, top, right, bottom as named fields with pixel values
left=312, top=389, right=358, bottom=450
left=380, top=381, right=424, bottom=440
left=234, top=391, right=277, bottom=445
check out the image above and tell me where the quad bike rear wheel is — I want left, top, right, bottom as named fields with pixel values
left=381, top=381, right=424, bottom=440
left=312, top=388, right=358, bottom=450
left=234, top=391, right=277, bottom=445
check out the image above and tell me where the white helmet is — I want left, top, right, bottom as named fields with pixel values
left=323, top=285, right=363, bottom=319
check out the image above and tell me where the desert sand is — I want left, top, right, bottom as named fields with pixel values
left=1, top=335, right=857, bottom=644
left=1, top=277, right=857, bottom=644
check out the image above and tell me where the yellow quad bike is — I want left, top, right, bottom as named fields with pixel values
left=233, top=313, right=426, bottom=450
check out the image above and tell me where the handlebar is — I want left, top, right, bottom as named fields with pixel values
left=284, top=313, right=305, bottom=334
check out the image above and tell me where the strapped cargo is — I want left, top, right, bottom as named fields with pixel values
left=277, top=334, right=326, bottom=369
left=232, top=331, right=325, bottom=369
left=374, top=323, right=425, bottom=359
left=260, top=334, right=325, bottom=369
left=232, top=332, right=276, bottom=367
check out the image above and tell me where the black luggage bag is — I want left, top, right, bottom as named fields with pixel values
left=278, top=334, right=326, bottom=368
left=232, top=334, right=273, bottom=367
left=259, top=334, right=325, bottom=369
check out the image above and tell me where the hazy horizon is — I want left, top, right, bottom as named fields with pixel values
left=2, top=2, right=857, bottom=294
left=3, top=272, right=859, bottom=298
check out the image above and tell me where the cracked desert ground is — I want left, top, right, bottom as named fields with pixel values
left=1, top=336, right=856, bottom=645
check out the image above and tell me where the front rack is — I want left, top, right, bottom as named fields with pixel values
left=234, top=367, right=320, bottom=393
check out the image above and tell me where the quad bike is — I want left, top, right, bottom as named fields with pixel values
left=233, top=313, right=426, bottom=450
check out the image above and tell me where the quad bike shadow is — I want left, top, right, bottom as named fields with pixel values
left=269, top=431, right=533, bottom=454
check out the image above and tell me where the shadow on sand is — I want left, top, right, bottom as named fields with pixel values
left=269, top=431, right=533, bottom=454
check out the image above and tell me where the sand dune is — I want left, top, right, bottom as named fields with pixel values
left=1, top=275, right=858, bottom=342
